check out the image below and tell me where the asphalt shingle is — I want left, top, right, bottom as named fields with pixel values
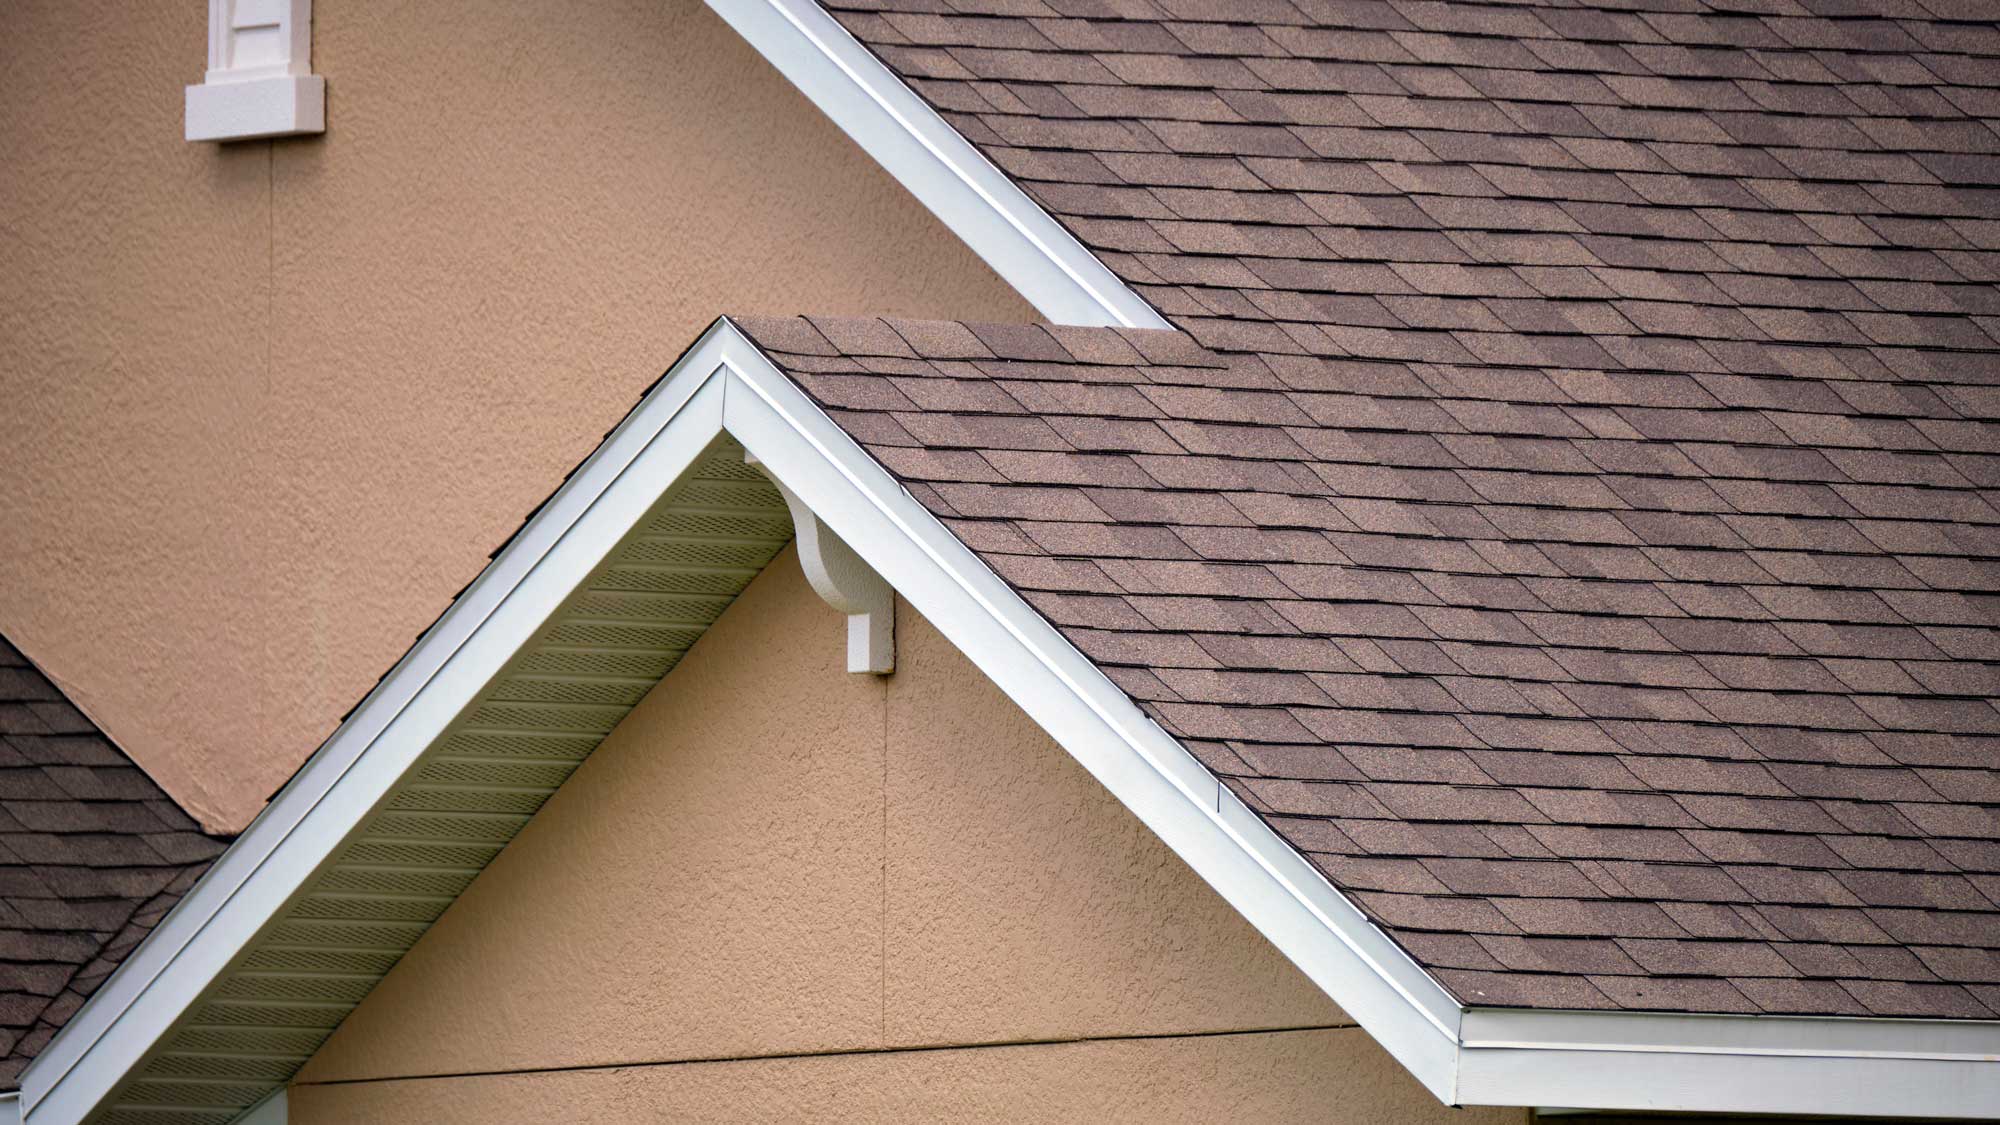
left=743, top=0, right=2000, bottom=1018
left=0, top=638, right=226, bottom=1089
left=736, top=304, right=2000, bottom=1023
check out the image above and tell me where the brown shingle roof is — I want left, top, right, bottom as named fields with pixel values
left=0, top=637, right=226, bottom=1088
left=826, top=0, right=2000, bottom=370
left=751, top=0, right=2000, bottom=1020
left=734, top=309, right=2000, bottom=1021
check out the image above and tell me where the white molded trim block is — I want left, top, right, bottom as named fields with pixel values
left=186, top=77, right=323, bottom=143
left=185, top=0, right=325, bottom=142
left=745, top=452, right=895, bottom=673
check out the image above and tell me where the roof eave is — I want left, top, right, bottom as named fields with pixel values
left=20, top=336, right=743, bottom=1124
left=705, top=0, right=1171, bottom=331
left=27, top=319, right=2000, bottom=1123
left=722, top=319, right=2000, bottom=1121
left=1460, top=1005, right=2000, bottom=1118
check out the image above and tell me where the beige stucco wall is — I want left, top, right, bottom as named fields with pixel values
left=290, top=1029, right=1461, bottom=1124
left=289, top=553, right=1521, bottom=1123
left=0, top=0, right=1034, bottom=832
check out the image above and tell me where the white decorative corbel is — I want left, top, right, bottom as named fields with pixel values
left=185, top=0, right=326, bottom=142
left=746, top=453, right=895, bottom=674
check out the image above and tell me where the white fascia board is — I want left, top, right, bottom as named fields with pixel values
left=1459, top=1007, right=2000, bottom=1119
left=0, top=1092, right=18, bottom=1125
left=705, top=0, right=1170, bottom=331
left=713, top=322, right=2000, bottom=1122
left=716, top=328, right=1463, bottom=1101
left=28, top=320, right=2000, bottom=1123
left=21, top=340, right=736, bottom=1123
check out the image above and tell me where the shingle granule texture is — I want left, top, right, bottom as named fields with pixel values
left=0, top=637, right=227, bottom=1088
left=825, top=0, right=2000, bottom=379
left=734, top=310, right=2000, bottom=1021
left=755, top=0, right=2000, bottom=1020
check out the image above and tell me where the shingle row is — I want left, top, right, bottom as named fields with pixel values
left=0, top=638, right=226, bottom=1088
left=827, top=0, right=2000, bottom=409
left=737, top=311, right=2000, bottom=1019
left=722, top=0, right=2000, bottom=1025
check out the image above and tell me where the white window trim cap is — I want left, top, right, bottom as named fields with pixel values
left=705, top=0, right=1167, bottom=330
left=186, top=0, right=325, bottom=142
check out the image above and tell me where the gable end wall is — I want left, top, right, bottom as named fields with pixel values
left=285, top=549, right=1522, bottom=1123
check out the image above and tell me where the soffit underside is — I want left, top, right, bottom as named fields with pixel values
left=98, top=438, right=793, bottom=1125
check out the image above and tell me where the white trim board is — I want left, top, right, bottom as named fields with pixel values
left=23, top=320, right=2000, bottom=1123
left=705, top=0, right=1170, bottom=331
left=21, top=365, right=732, bottom=1124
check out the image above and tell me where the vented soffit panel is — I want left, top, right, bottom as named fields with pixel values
left=22, top=340, right=803, bottom=1125
left=88, top=440, right=788, bottom=1120
left=87, top=443, right=793, bottom=1125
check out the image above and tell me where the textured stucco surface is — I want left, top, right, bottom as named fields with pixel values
left=288, top=554, right=1519, bottom=1121
left=0, top=0, right=1033, bottom=832
left=882, top=600, right=1338, bottom=1047
left=291, top=1027, right=1520, bottom=1124
left=297, top=546, right=888, bottom=1079
left=296, top=551, right=1346, bottom=1086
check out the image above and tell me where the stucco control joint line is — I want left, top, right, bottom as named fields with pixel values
left=185, top=0, right=325, bottom=142
left=748, top=451, right=895, bottom=674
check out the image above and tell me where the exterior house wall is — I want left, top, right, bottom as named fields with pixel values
left=0, top=0, right=1034, bottom=833
left=288, top=550, right=1522, bottom=1123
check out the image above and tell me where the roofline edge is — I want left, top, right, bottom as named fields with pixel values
left=1462, top=1005, right=2000, bottom=1118
left=27, top=317, right=2000, bottom=1123
left=20, top=329, right=745, bottom=1124
left=720, top=324, right=2000, bottom=1120
left=706, top=0, right=1172, bottom=331
left=717, top=318, right=1468, bottom=1101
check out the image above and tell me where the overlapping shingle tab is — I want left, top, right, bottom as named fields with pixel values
left=731, top=307, right=1999, bottom=1020
left=734, top=0, right=2000, bottom=1021
left=822, top=0, right=2000, bottom=383
left=0, top=638, right=226, bottom=1088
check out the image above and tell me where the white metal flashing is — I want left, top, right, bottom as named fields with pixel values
left=23, top=358, right=731, bottom=1124
left=25, top=320, right=2000, bottom=1123
left=705, top=0, right=1169, bottom=331
left=1466, top=1007, right=2000, bottom=1118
